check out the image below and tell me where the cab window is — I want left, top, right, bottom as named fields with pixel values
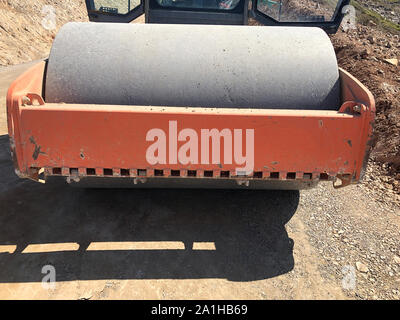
left=156, top=0, right=242, bottom=10
left=257, top=0, right=343, bottom=22
left=90, top=0, right=141, bottom=15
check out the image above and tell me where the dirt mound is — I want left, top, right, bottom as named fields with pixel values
left=331, top=25, right=400, bottom=194
left=0, top=0, right=87, bottom=65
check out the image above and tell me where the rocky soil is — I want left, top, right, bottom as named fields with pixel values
left=299, top=180, right=400, bottom=300
left=357, top=0, right=400, bottom=25
left=0, top=0, right=87, bottom=65
left=332, top=22, right=400, bottom=200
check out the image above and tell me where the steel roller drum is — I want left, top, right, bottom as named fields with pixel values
left=45, top=22, right=341, bottom=110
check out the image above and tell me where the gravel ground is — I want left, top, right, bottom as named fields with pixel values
left=297, top=171, right=400, bottom=300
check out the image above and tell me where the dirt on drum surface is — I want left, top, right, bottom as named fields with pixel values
left=0, top=0, right=399, bottom=300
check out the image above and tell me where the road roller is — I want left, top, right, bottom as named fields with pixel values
left=6, top=0, right=375, bottom=189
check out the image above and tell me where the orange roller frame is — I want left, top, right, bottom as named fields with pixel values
left=7, top=61, right=375, bottom=189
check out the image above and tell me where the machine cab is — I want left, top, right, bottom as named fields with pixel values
left=85, top=0, right=350, bottom=33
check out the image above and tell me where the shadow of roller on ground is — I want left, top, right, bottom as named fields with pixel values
left=0, top=134, right=299, bottom=282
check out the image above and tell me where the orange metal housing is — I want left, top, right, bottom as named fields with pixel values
left=7, top=61, right=375, bottom=189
